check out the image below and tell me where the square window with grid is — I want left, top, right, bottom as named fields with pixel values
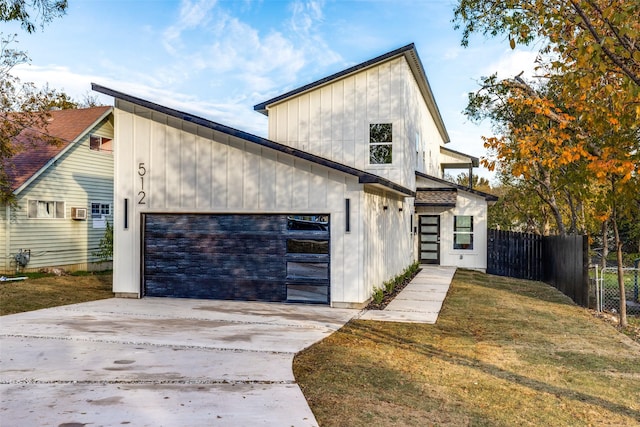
left=91, top=202, right=111, bottom=218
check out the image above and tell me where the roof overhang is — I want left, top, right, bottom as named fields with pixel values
left=253, top=43, right=450, bottom=144
left=440, top=146, right=479, bottom=168
left=92, top=84, right=415, bottom=198
left=415, top=171, right=498, bottom=203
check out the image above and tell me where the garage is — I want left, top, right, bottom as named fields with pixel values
left=142, top=214, right=330, bottom=303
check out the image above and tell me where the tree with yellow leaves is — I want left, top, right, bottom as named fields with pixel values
left=455, top=0, right=639, bottom=326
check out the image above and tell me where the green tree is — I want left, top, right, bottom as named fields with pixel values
left=1, top=0, right=67, bottom=33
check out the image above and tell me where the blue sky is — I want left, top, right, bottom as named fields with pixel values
left=7, top=0, right=537, bottom=180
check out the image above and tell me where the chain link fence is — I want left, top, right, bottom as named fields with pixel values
left=592, top=266, right=640, bottom=316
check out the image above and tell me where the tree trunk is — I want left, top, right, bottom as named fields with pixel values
left=601, top=219, right=608, bottom=271
left=611, top=181, right=627, bottom=328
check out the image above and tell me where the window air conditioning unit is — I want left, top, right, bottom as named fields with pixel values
left=71, top=207, right=87, bottom=220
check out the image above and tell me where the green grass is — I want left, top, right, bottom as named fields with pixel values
left=0, top=272, right=113, bottom=315
left=294, top=270, right=640, bottom=426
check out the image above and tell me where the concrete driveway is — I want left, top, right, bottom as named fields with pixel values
left=0, top=298, right=358, bottom=426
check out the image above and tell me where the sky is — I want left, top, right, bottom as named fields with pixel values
left=6, top=0, right=538, bottom=181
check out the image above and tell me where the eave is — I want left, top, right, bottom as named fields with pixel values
left=92, top=84, right=415, bottom=198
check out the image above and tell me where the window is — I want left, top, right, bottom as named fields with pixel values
left=369, top=123, right=392, bottom=164
left=453, top=215, right=473, bottom=250
left=28, top=200, right=65, bottom=219
left=91, top=202, right=111, bottom=218
left=90, top=135, right=113, bottom=153
left=415, top=131, right=421, bottom=168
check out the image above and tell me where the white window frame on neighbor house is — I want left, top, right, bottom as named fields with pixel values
left=91, top=202, right=111, bottom=218
left=453, top=215, right=474, bottom=250
left=91, top=201, right=112, bottom=229
left=27, top=200, right=65, bottom=219
left=89, top=134, right=113, bottom=153
left=368, top=123, right=393, bottom=165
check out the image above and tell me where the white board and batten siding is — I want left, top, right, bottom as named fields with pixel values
left=1, top=119, right=114, bottom=273
left=363, top=188, right=414, bottom=300
left=266, top=56, right=450, bottom=192
left=113, top=100, right=373, bottom=306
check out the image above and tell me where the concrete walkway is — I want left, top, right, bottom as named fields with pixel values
left=359, top=266, right=456, bottom=323
left=0, top=298, right=358, bottom=427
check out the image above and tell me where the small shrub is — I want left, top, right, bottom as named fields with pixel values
left=384, top=280, right=395, bottom=293
left=93, top=221, right=113, bottom=262
left=373, top=287, right=385, bottom=304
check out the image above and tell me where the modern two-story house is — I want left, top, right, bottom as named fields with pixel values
left=93, top=43, right=496, bottom=308
left=1, top=106, right=114, bottom=274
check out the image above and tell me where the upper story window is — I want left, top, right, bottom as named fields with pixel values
left=28, top=200, right=65, bottom=219
left=369, top=123, right=392, bottom=164
left=453, top=215, right=473, bottom=250
left=90, top=135, right=113, bottom=154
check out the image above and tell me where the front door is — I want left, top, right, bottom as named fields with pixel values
left=419, top=215, right=440, bottom=264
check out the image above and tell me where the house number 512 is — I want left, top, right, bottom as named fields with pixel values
left=138, top=162, right=147, bottom=205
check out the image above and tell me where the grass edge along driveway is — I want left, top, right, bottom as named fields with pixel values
left=294, top=269, right=640, bottom=427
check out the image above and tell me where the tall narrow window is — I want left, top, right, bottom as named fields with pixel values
left=369, top=123, right=392, bottom=164
left=453, top=216, right=473, bottom=250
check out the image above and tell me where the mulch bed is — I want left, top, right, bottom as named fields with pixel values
left=365, top=268, right=422, bottom=310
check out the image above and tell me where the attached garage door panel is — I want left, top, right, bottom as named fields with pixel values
left=144, top=214, right=288, bottom=301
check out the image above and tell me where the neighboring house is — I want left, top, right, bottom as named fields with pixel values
left=93, top=43, right=496, bottom=308
left=0, top=107, right=114, bottom=274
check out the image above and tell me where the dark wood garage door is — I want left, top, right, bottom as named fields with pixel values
left=142, top=214, right=329, bottom=303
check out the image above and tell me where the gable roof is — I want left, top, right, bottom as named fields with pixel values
left=7, top=106, right=113, bottom=194
left=91, top=84, right=415, bottom=197
left=415, top=171, right=498, bottom=202
left=253, top=43, right=450, bottom=143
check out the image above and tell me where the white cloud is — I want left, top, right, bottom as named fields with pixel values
left=482, top=48, right=538, bottom=80
left=13, top=64, right=108, bottom=102
left=155, top=0, right=342, bottom=100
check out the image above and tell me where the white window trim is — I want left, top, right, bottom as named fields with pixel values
left=27, top=199, right=66, bottom=219
left=367, top=122, right=394, bottom=166
left=453, top=215, right=474, bottom=250
left=90, top=201, right=112, bottom=218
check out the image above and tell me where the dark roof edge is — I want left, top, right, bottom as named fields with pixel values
left=415, top=202, right=457, bottom=207
left=92, top=83, right=414, bottom=197
left=415, top=171, right=498, bottom=201
left=416, top=187, right=457, bottom=192
left=254, top=43, right=415, bottom=114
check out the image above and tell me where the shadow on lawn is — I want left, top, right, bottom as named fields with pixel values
left=348, top=320, right=640, bottom=422
left=454, top=269, right=577, bottom=307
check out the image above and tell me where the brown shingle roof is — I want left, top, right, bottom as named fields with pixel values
left=5, top=106, right=111, bottom=192
left=415, top=188, right=457, bottom=207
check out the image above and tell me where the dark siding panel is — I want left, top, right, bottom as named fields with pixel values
left=144, top=214, right=288, bottom=301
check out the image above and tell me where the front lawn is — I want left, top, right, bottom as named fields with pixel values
left=0, top=271, right=113, bottom=315
left=294, top=270, right=640, bottom=426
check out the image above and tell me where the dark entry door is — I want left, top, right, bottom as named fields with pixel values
left=419, top=215, right=440, bottom=264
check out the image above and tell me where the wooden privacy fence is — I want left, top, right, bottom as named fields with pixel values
left=487, top=230, right=589, bottom=307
